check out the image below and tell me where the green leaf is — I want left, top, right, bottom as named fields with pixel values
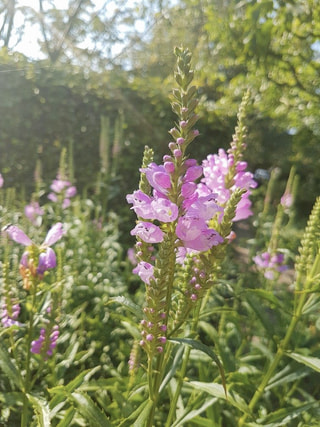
left=266, top=365, right=309, bottom=391
left=0, top=391, right=24, bottom=406
left=27, top=394, right=51, bottom=427
left=0, top=341, right=23, bottom=389
left=286, top=352, right=320, bottom=373
left=169, top=338, right=227, bottom=396
left=56, top=407, right=76, bottom=427
left=245, top=288, right=283, bottom=308
left=70, top=392, right=111, bottom=427
left=159, top=345, right=185, bottom=393
left=133, top=400, right=154, bottom=427
left=118, top=399, right=153, bottom=427
left=186, top=415, right=219, bottom=427
left=49, top=367, right=101, bottom=414
left=187, top=382, right=250, bottom=415
left=257, top=402, right=318, bottom=426
left=107, top=296, right=144, bottom=318
left=172, top=397, right=218, bottom=427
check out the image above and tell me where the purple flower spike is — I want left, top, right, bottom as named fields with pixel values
left=5, top=225, right=33, bottom=246
left=44, top=222, right=64, bottom=246
left=0, top=174, right=4, bottom=188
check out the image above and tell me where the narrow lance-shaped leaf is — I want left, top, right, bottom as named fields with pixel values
left=27, top=394, right=51, bottom=427
left=169, top=337, right=227, bottom=397
left=70, top=392, right=112, bottom=427
left=285, top=352, right=320, bottom=373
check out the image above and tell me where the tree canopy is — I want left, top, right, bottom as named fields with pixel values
left=1, top=0, right=320, bottom=214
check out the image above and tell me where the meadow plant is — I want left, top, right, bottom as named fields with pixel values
left=1, top=48, right=320, bottom=426
left=48, top=148, right=77, bottom=210
left=125, top=47, right=257, bottom=425
left=1, top=223, right=64, bottom=426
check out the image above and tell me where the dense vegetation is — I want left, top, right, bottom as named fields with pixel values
left=1, top=1, right=320, bottom=426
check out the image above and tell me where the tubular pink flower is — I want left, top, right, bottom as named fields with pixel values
left=281, top=192, right=293, bottom=209
left=133, top=261, right=155, bottom=284
left=151, top=198, right=178, bottom=222
left=65, top=186, right=77, bottom=198
left=183, top=228, right=223, bottom=251
left=37, top=247, right=57, bottom=274
left=181, top=182, right=197, bottom=198
left=25, top=202, right=44, bottom=225
left=187, top=195, right=223, bottom=221
left=141, top=163, right=171, bottom=194
left=127, top=190, right=154, bottom=219
left=183, top=165, right=203, bottom=182
left=48, top=193, right=58, bottom=202
left=176, top=216, right=206, bottom=242
left=131, top=221, right=164, bottom=243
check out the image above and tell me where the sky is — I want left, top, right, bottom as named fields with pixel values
left=9, top=0, right=147, bottom=60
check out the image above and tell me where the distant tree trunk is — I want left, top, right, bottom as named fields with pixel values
left=39, top=0, right=87, bottom=64
left=0, top=0, right=16, bottom=47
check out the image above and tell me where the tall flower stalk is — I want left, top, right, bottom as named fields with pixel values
left=127, top=47, right=256, bottom=425
left=4, top=223, right=64, bottom=426
left=239, top=196, right=320, bottom=426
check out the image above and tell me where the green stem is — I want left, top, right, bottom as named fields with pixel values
left=21, top=280, right=37, bottom=427
left=165, top=301, right=202, bottom=427
left=146, top=345, right=172, bottom=427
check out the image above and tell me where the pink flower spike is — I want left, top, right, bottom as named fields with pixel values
left=44, top=223, right=64, bottom=246
left=5, top=225, right=33, bottom=246
left=0, top=173, right=3, bottom=188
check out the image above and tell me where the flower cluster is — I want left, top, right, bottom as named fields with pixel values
left=0, top=173, right=3, bottom=188
left=1, top=298, right=21, bottom=328
left=5, top=223, right=64, bottom=289
left=126, top=48, right=259, bottom=363
left=127, top=159, right=224, bottom=255
left=48, top=175, right=77, bottom=209
left=31, top=325, right=59, bottom=357
left=253, top=251, right=288, bottom=280
left=199, top=148, right=257, bottom=221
